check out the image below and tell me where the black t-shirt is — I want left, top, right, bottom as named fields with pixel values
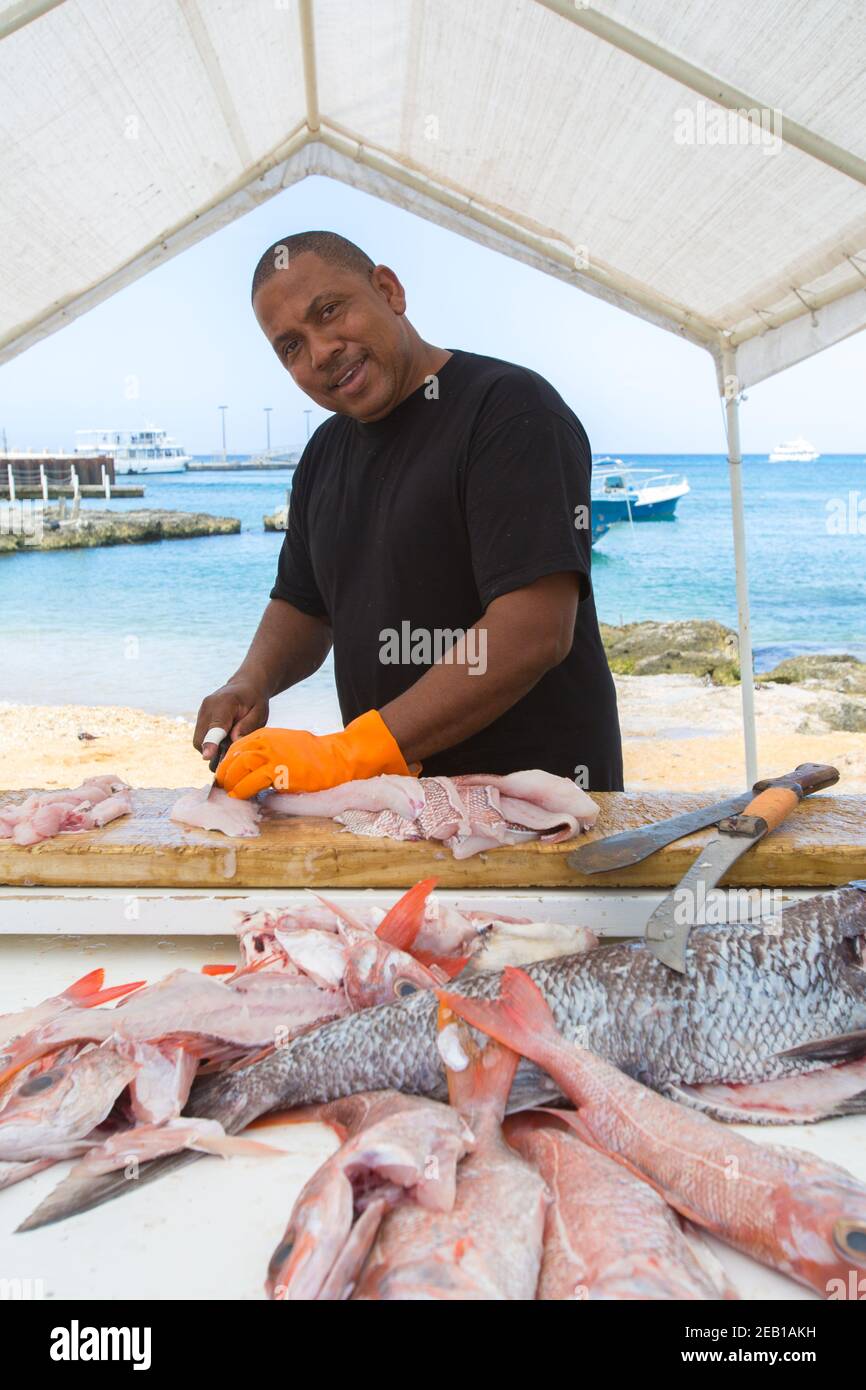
left=270, top=348, right=623, bottom=790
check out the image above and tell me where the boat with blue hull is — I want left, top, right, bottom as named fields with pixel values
left=591, top=460, right=689, bottom=527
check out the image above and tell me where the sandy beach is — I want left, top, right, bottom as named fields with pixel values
left=2, top=674, right=863, bottom=793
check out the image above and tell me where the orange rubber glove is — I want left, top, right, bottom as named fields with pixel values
left=215, top=709, right=411, bottom=800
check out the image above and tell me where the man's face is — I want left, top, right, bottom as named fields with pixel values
left=253, top=252, right=412, bottom=422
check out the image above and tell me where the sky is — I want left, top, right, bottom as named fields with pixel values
left=1, top=172, right=865, bottom=458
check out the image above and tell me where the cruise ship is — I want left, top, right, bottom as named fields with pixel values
left=75, top=426, right=190, bottom=474
left=768, top=437, right=820, bottom=463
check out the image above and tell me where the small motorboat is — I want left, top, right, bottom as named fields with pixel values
left=591, top=460, right=690, bottom=526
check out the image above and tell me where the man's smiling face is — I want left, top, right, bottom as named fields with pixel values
left=253, top=251, right=413, bottom=423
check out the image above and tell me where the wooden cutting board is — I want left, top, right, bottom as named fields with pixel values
left=1, top=787, right=863, bottom=889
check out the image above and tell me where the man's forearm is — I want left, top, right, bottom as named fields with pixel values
left=231, top=598, right=332, bottom=697
left=381, top=573, right=579, bottom=764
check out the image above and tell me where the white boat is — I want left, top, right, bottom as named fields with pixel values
left=75, top=426, right=190, bottom=474
left=768, top=437, right=820, bottom=463
left=591, top=460, right=690, bottom=525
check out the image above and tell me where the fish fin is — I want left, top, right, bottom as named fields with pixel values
left=192, top=1133, right=287, bottom=1158
left=310, top=891, right=369, bottom=933
left=201, top=964, right=236, bottom=976
left=62, top=970, right=145, bottom=1007
left=413, top=950, right=469, bottom=979
left=777, top=1030, right=866, bottom=1063
left=436, top=966, right=559, bottom=1068
left=437, top=1002, right=519, bottom=1115
left=225, top=1044, right=277, bottom=1072
left=376, top=878, right=437, bottom=950
left=61, top=968, right=104, bottom=1000
left=663, top=1061, right=866, bottom=1124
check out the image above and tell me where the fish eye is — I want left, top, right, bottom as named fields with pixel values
left=18, top=1071, right=60, bottom=1096
left=394, top=979, right=418, bottom=998
left=834, top=1221, right=866, bottom=1263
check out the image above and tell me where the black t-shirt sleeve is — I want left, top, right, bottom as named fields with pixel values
left=269, top=467, right=329, bottom=617
left=463, top=405, right=593, bottom=609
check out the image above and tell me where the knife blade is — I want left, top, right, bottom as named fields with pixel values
left=645, top=764, right=838, bottom=972
left=566, top=763, right=839, bottom=875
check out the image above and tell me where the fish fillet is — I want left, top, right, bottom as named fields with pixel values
left=170, top=786, right=261, bottom=838
left=0, top=777, right=132, bottom=844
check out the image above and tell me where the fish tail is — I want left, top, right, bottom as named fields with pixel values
left=376, top=877, right=438, bottom=950
left=436, top=967, right=560, bottom=1072
left=437, top=1000, right=519, bottom=1116
left=62, top=969, right=145, bottom=1007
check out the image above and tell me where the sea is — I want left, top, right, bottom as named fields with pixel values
left=2, top=454, right=864, bottom=731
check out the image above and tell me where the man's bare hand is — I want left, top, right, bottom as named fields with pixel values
left=194, top=679, right=270, bottom=759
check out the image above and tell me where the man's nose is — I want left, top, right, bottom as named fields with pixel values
left=307, top=333, right=343, bottom=376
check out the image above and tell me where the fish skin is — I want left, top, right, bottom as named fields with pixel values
left=266, top=1090, right=473, bottom=1300
left=442, top=969, right=866, bottom=1297
left=18, top=885, right=866, bottom=1228
left=505, top=1111, right=734, bottom=1300
left=351, top=1022, right=548, bottom=1301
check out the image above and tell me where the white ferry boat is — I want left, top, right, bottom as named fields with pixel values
left=768, top=437, right=820, bottom=463
left=75, top=426, right=190, bottom=474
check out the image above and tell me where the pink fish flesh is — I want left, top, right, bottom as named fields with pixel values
left=263, top=775, right=426, bottom=822
left=0, top=777, right=132, bottom=845
left=170, top=786, right=262, bottom=838
left=334, top=771, right=598, bottom=859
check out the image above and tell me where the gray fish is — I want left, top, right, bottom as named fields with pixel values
left=18, top=884, right=866, bottom=1231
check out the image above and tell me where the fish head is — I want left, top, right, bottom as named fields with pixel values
left=771, top=1160, right=866, bottom=1291
left=341, top=932, right=439, bottom=1010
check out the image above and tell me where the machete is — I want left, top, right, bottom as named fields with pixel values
left=567, top=763, right=839, bottom=875
left=644, top=762, right=838, bottom=973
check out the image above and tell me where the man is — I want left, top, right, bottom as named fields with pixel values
left=195, top=230, right=622, bottom=798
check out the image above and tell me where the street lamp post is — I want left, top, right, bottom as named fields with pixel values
left=304, top=409, right=312, bottom=442
left=264, top=407, right=272, bottom=456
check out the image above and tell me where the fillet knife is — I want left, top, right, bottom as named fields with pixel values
left=567, top=763, right=839, bottom=875
left=644, top=763, right=838, bottom=973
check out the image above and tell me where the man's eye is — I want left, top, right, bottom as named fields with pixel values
left=281, top=341, right=297, bottom=358
left=321, top=303, right=338, bottom=319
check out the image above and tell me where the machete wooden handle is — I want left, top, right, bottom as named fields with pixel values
left=752, top=762, right=839, bottom=795
left=742, top=785, right=801, bottom=833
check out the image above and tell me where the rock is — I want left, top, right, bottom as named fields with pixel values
left=600, top=620, right=740, bottom=684
left=758, top=654, right=866, bottom=695
left=0, top=508, right=240, bottom=553
left=818, top=699, right=866, bottom=733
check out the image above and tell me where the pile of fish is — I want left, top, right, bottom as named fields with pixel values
left=0, top=776, right=132, bottom=845
left=263, top=769, right=599, bottom=858
left=4, top=881, right=866, bottom=1301
left=0, top=881, right=594, bottom=1196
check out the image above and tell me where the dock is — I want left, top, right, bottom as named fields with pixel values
left=0, top=484, right=144, bottom=499
left=0, top=505, right=240, bottom=553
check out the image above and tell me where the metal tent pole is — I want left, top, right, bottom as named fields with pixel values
left=721, top=348, right=758, bottom=783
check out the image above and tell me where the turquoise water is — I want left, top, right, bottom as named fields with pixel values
left=1, top=455, right=864, bottom=724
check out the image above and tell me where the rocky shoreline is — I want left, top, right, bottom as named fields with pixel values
left=601, top=620, right=866, bottom=733
left=0, top=508, right=240, bottom=553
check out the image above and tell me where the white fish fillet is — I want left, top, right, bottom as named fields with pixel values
left=170, top=786, right=261, bottom=838
left=263, top=775, right=426, bottom=822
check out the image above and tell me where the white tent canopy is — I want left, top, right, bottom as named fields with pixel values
left=2, top=0, right=865, bottom=778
